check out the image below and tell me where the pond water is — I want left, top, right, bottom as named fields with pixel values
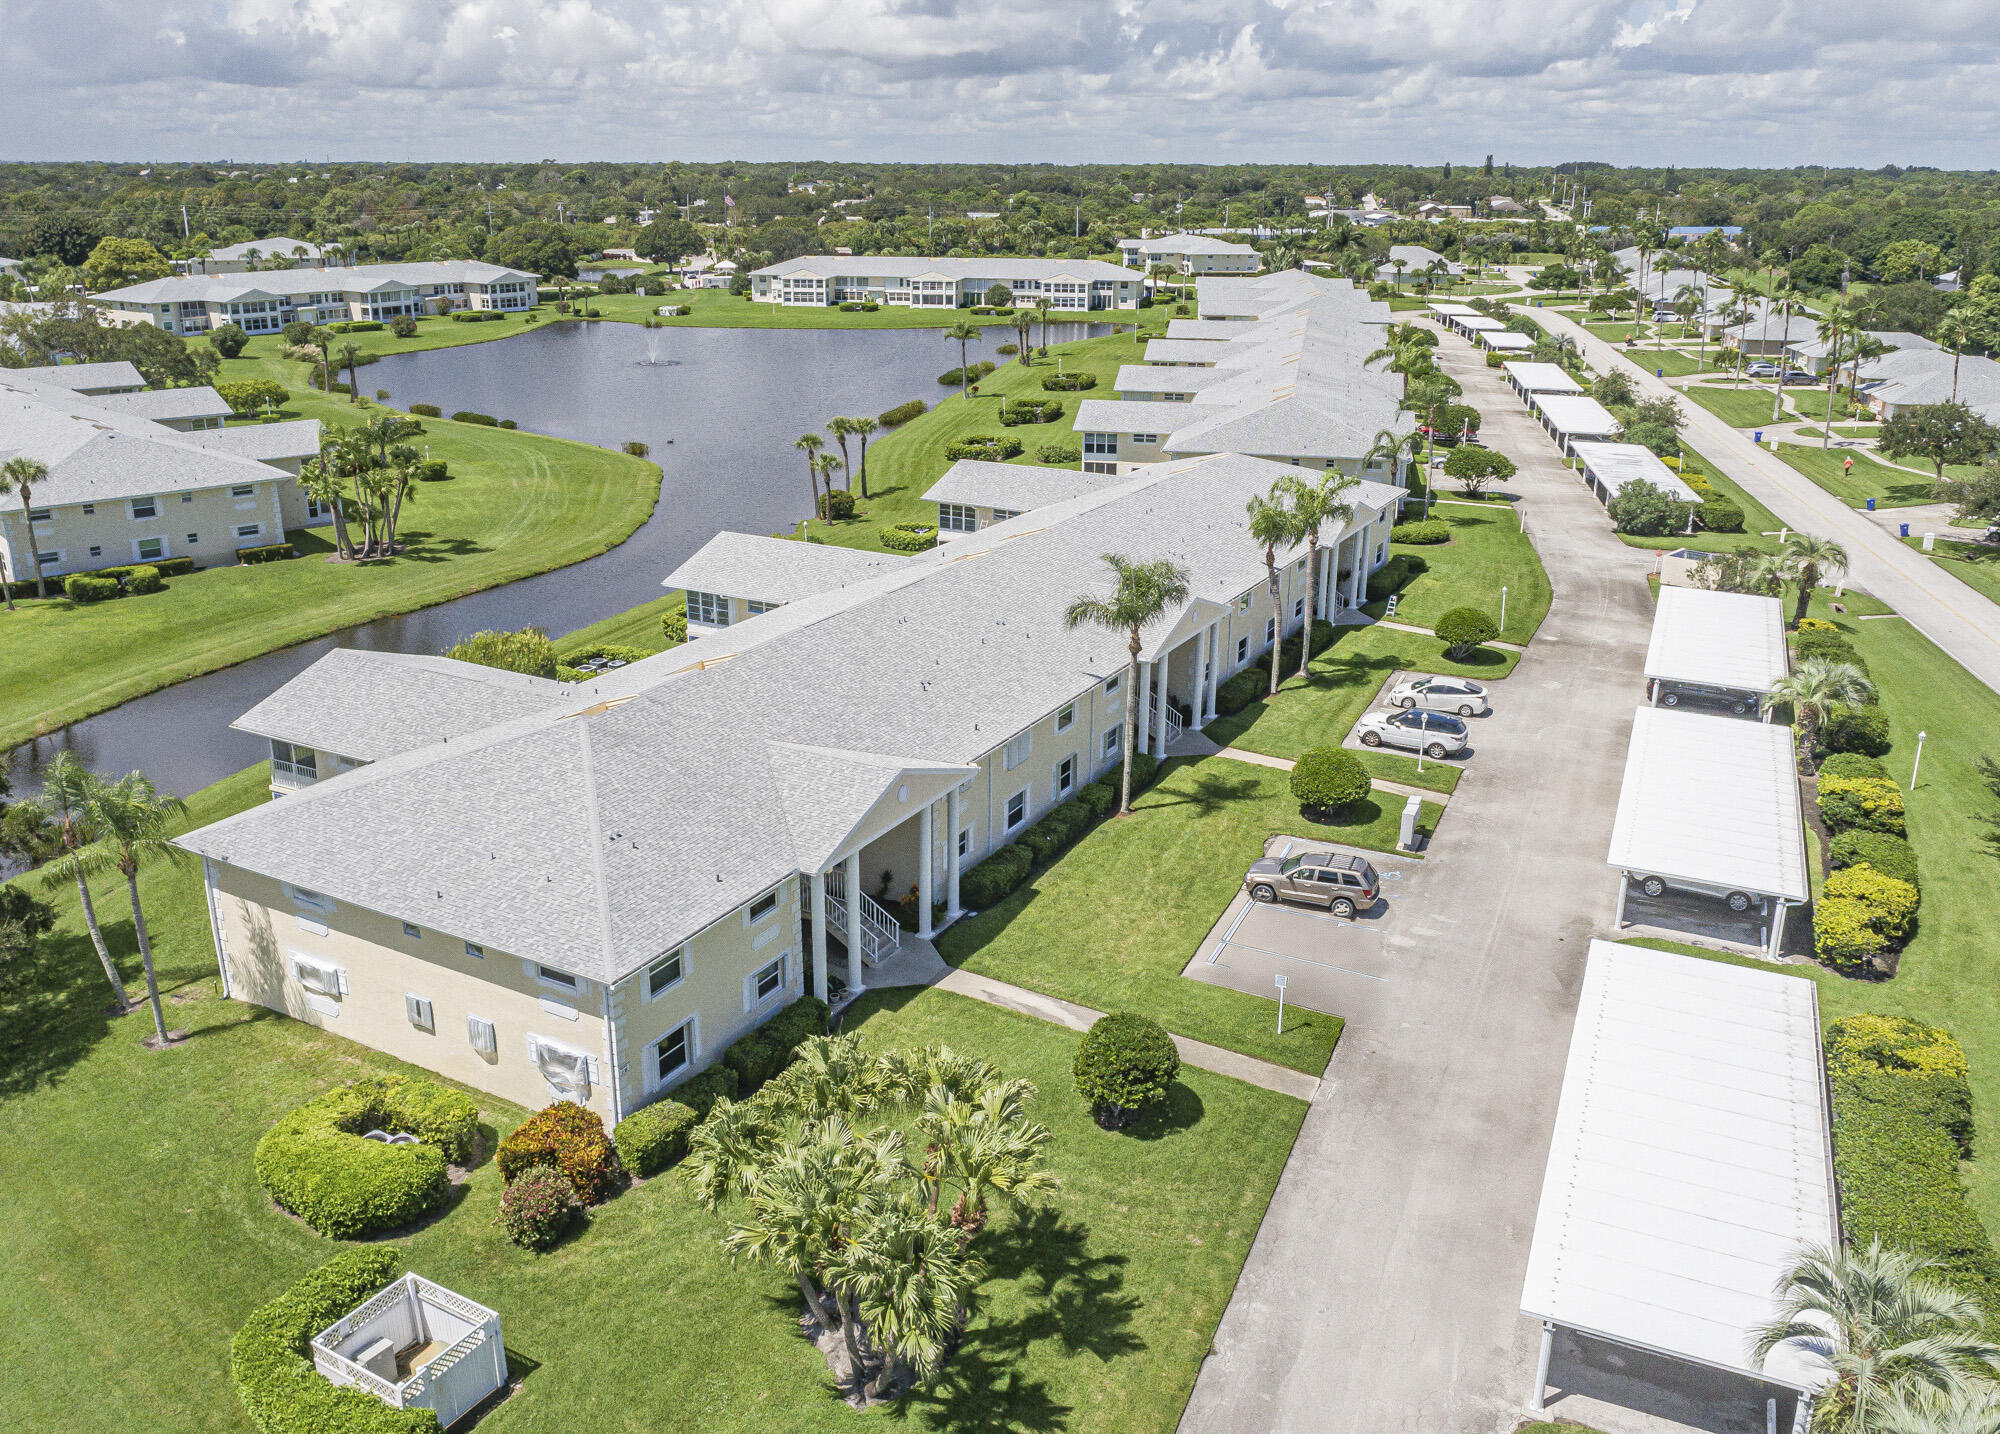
left=4, top=318, right=1113, bottom=798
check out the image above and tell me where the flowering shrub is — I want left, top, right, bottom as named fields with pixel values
left=497, top=1101, right=620, bottom=1204
left=497, top=1164, right=580, bottom=1250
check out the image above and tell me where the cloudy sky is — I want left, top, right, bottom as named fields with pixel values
left=2, top=0, right=1995, bottom=167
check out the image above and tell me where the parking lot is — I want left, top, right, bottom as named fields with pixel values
left=1614, top=875, right=1785, bottom=954
left=1181, top=833, right=1430, bottom=1021
left=1339, top=669, right=1488, bottom=765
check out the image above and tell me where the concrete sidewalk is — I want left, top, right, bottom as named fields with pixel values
left=1533, top=306, right=2000, bottom=696
left=1179, top=333, right=1726, bottom=1433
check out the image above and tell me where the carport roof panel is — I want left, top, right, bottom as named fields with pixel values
left=1521, top=942, right=1835, bottom=1393
left=1456, top=315, right=1507, bottom=330
left=1428, top=303, right=1479, bottom=316
left=1606, top=707, right=1808, bottom=902
left=1480, top=331, right=1536, bottom=350
left=1504, top=361, right=1585, bottom=394
left=1571, top=440, right=1701, bottom=504
left=1532, top=393, right=1622, bottom=437
left=1643, top=585, right=1789, bottom=695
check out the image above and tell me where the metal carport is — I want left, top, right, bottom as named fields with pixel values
left=1644, top=586, right=1789, bottom=719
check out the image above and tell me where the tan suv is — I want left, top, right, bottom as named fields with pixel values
left=1243, top=851, right=1381, bottom=917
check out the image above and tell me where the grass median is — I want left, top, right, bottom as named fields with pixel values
left=1379, top=503, right=1551, bottom=644
left=1775, top=442, right=1935, bottom=509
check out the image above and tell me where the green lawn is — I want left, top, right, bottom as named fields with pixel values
left=941, top=754, right=1416, bottom=1074
left=1614, top=440, right=1791, bottom=555
left=1774, top=442, right=1934, bottom=509
left=1356, top=750, right=1463, bottom=794
left=555, top=593, right=683, bottom=657
left=1788, top=387, right=1861, bottom=423
left=1628, top=612, right=2000, bottom=1230
left=1684, top=384, right=1782, bottom=429
left=584, top=288, right=1163, bottom=333
left=1204, top=624, right=1517, bottom=762
left=1377, top=505, right=1551, bottom=644
left=1584, top=321, right=1638, bottom=343
left=0, top=390, right=659, bottom=748
left=1648, top=348, right=1725, bottom=378
left=1832, top=424, right=1882, bottom=439
left=0, top=764, right=1307, bottom=1434
left=1912, top=537, right=2000, bottom=607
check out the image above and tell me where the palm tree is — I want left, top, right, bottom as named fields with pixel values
left=29, top=753, right=128, bottom=1012
left=1753, top=1240, right=2000, bottom=1433
left=812, top=452, right=841, bottom=519
left=1390, top=257, right=1408, bottom=290
left=338, top=341, right=362, bottom=403
left=70, top=772, right=189, bottom=1047
left=1936, top=308, right=1975, bottom=403
left=299, top=452, right=355, bottom=560
left=848, top=416, right=878, bottom=498
left=917, top=1078, right=1058, bottom=1234
left=309, top=325, right=334, bottom=394
left=826, top=416, right=855, bottom=490
left=1012, top=308, right=1034, bottom=363
left=1815, top=298, right=1863, bottom=447
left=1245, top=485, right=1302, bottom=697
left=1875, top=1383, right=2000, bottom=1434
left=0, top=454, right=51, bottom=600
left=794, top=432, right=825, bottom=519
left=1366, top=426, right=1426, bottom=496
left=1424, top=257, right=1450, bottom=294
left=1767, top=281, right=1800, bottom=424
left=1062, top=554, right=1192, bottom=816
left=1033, top=298, right=1054, bottom=355
left=1284, top=471, right=1358, bottom=676
left=944, top=321, right=981, bottom=401
left=825, top=1194, right=985, bottom=1399
left=1781, top=532, right=1850, bottom=630
left=1764, top=657, right=1874, bottom=772
left=723, top=1120, right=881, bottom=1334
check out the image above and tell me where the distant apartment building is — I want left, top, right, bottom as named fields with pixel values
left=749, top=256, right=1142, bottom=310
left=179, top=237, right=347, bottom=275
left=0, top=366, right=323, bottom=587
left=89, top=260, right=540, bottom=336
left=1116, top=233, right=1262, bottom=276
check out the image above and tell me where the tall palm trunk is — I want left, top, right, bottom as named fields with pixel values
left=796, top=1272, right=836, bottom=1329
left=328, top=499, right=355, bottom=560
left=76, top=872, right=129, bottom=1011
left=125, top=864, right=168, bottom=1045
left=1265, top=551, right=1283, bottom=697
left=856, top=433, right=870, bottom=497
left=1792, top=564, right=1818, bottom=631
left=1119, top=637, right=1140, bottom=816
left=836, top=1289, right=869, bottom=1382
left=21, top=485, right=46, bottom=598
left=1297, top=536, right=1320, bottom=679
left=1821, top=340, right=1840, bottom=450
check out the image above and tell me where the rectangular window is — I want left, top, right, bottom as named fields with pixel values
left=235, top=524, right=261, bottom=539
left=230, top=484, right=255, bottom=498
left=749, top=955, right=787, bottom=1006
left=938, top=502, right=978, bottom=533
left=465, top=942, right=485, bottom=959
left=685, top=590, right=729, bottom=626
left=27, top=508, right=50, bottom=523
left=186, top=533, right=199, bottom=544
left=1104, top=673, right=1121, bottom=696
left=1103, top=727, right=1120, bottom=756
left=1266, top=619, right=1276, bottom=643
left=1002, top=729, right=1033, bottom=770
left=1056, top=755, right=1076, bottom=796
left=746, top=599, right=778, bottom=615
left=405, top=994, right=434, bottom=1031
left=1237, top=593, right=1252, bottom=612
left=1237, top=636, right=1251, bottom=663
left=958, top=827, right=970, bottom=858
left=1056, top=703, right=1075, bottom=732
left=990, top=507, right=1021, bottom=522
left=291, top=955, right=344, bottom=996
left=1294, top=598, right=1306, bottom=619
left=747, top=890, right=779, bottom=923
left=647, top=948, right=685, bottom=999
left=401, top=921, right=421, bottom=939
left=180, top=493, right=194, bottom=503
left=1130, top=433, right=1159, bottom=445
left=81, top=504, right=94, bottom=515
left=1005, top=789, right=1028, bottom=830
left=536, top=964, right=579, bottom=991
left=136, top=537, right=165, bottom=562
left=654, top=1021, right=693, bottom=1084
left=269, top=740, right=317, bottom=783
left=466, top=1014, right=497, bottom=1054
left=1082, top=432, right=1115, bottom=456
left=130, top=498, right=157, bottom=519
left=88, top=545, right=101, bottom=558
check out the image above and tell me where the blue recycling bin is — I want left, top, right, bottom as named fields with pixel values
left=1867, top=498, right=1877, bottom=511
left=1656, top=368, right=1664, bottom=378
left=1901, top=523, right=1911, bottom=538
left=1754, top=429, right=1764, bottom=444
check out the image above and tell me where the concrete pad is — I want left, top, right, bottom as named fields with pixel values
left=1616, top=876, right=1778, bottom=954
left=1538, top=1328, right=1804, bottom=1434
left=1341, top=669, right=1477, bottom=765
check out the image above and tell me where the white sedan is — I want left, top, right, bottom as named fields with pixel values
left=1386, top=675, right=1489, bottom=717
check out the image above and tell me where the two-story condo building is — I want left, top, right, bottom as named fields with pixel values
left=750, top=256, right=1143, bottom=311
left=0, top=369, right=323, bottom=585
left=1073, top=271, right=1414, bottom=477
left=1117, top=233, right=1262, bottom=276
left=177, top=454, right=1402, bottom=1125
left=89, top=260, right=540, bottom=336
left=179, top=237, right=347, bottom=275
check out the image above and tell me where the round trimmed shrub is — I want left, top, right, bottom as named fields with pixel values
left=1818, top=773, right=1906, bottom=837
left=879, top=398, right=927, bottom=427
left=1074, top=1012, right=1181, bottom=1129
left=1698, top=497, right=1745, bottom=533
left=1820, top=752, right=1892, bottom=783
left=1290, top=747, right=1371, bottom=817
left=497, top=1163, right=580, bottom=1250
left=880, top=522, right=938, bottom=553
left=942, top=434, right=1024, bottom=462
left=64, top=573, right=119, bottom=603
left=1829, top=831, right=1920, bottom=891
left=661, top=609, right=688, bottom=644
left=1434, top=606, right=1499, bottom=659
left=124, top=564, right=164, bottom=595
left=254, top=1078, right=478, bottom=1239
left=1392, top=519, right=1450, bottom=545
left=1815, top=898, right=1886, bottom=970
left=819, top=488, right=856, bottom=521
left=1825, top=865, right=1920, bottom=944
left=230, top=1248, right=436, bottom=1434
left=497, top=1101, right=620, bottom=1204
left=1040, top=372, right=1098, bottom=392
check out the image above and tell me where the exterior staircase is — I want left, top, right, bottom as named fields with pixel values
left=822, top=868, right=903, bottom=968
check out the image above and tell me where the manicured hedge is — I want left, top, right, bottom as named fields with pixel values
left=254, top=1078, right=478, bottom=1239
left=1075, top=781, right=1117, bottom=821
left=449, top=309, right=507, bottom=323
left=1823, top=705, right=1891, bottom=756
left=943, top=434, right=1024, bottom=462
left=961, top=843, right=1033, bottom=910
left=1829, top=830, right=1920, bottom=890
left=1040, top=372, right=1098, bottom=392
left=230, top=1247, right=439, bottom=1434
left=613, top=1100, right=700, bottom=1177
left=1821, top=752, right=1891, bottom=782
left=938, top=361, right=997, bottom=386
left=1019, top=801, right=1091, bottom=866
left=327, top=319, right=385, bottom=332
left=1216, top=670, right=1265, bottom=716
left=408, top=403, right=442, bottom=418
left=670, top=1066, right=738, bottom=1117
left=878, top=398, right=927, bottom=427
left=880, top=522, right=938, bottom=553
left=1366, top=553, right=1428, bottom=602
left=1825, top=1016, right=2000, bottom=1313
left=999, top=398, right=1063, bottom=426
left=451, top=410, right=500, bottom=426
left=1291, top=747, right=1371, bottom=815
left=1391, top=519, right=1451, bottom=545
left=64, top=573, right=119, bottom=602
left=1698, top=496, right=1745, bottom=533
left=496, top=1101, right=620, bottom=1204
left=661, top=609, right=688, bottom=644
left=237, top=543, right=295, bottom=565
left=722, top=996, right=829, bottom=1093
left=1818, top=772, right=1906, bottom=837
left=215, top=380, right=290, bottom=415
left=123, top=564, right=164, bottom=594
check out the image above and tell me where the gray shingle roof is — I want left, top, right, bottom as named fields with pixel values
left=660, top=532, right=915, bottom=604
left=921, top=460, right=1130, bottom=510
left=14, top=361, right=145, bottom=392
left=752, top=255, right=1138, bottom=283
left=93, top=260, right=538, bottom=305
left=88, top=386, right=232, bottom=423
left=178, top=454, right=1404, bottom=980
left=187, top=420, right=322, bottom=464
left=1120, top=232, right=1259, bottom=257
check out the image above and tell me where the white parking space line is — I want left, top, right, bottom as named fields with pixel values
left=1214, top=938, right=1390, bottom=982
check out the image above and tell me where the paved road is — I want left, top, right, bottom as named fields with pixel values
left=1533, top=307, right=2000, bottom=695
left=1179, top=336, right=1712, bottom=1433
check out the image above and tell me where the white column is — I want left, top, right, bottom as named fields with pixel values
left=809, top=869, right=829, bottom=1003
left=1529, top=1322, right=1555, bottom=1414
left=1613, top=873, right=1630, bottom=929
left=917, top=800, right=936, bottom=940
left=1144, top=656, right=1160, bottom=756
left=946, top=786, right=964, bottom=920
left=843, top=850, right=865, bottom=994
left=1204, top=623, right=1221, bottom=719
left=1196, top=625, right=1213, bottom=724
left=1153, top=655, right=1169, bottom=751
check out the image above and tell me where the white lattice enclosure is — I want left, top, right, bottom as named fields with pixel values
left=311, top=1273, right=505, bottom=1429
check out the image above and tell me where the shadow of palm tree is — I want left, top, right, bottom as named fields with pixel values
left=1136, top=771, right=1263, bottom=817
left=0, top=925, right=125, bottom=1099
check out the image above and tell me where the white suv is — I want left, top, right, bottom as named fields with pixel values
left=1354, top=708, right=1470, bottom=758
left=1387, top=675, right=1489, bottom=716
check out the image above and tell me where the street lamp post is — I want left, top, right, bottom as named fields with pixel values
left=1500, top=585, right=1509, bottom=632
left=1910, top=730, right=1927, bottom=790
left=1274, top=972, right=1288, bottom=1035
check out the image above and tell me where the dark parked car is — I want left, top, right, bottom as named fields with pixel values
left=1242, top=850, right=1381, bottom=917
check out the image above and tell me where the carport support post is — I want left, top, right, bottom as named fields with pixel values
left=1768, top=898, right=1790, bottom=959
left=1529, top=1321, right=1555, bottom=1414
left=1613, top=872, right=1630, bottom=930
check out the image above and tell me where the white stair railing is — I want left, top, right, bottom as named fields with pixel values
left=822, top=869, right=902, bottom=967
left=1148, top=695, right=1185, bottom=748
